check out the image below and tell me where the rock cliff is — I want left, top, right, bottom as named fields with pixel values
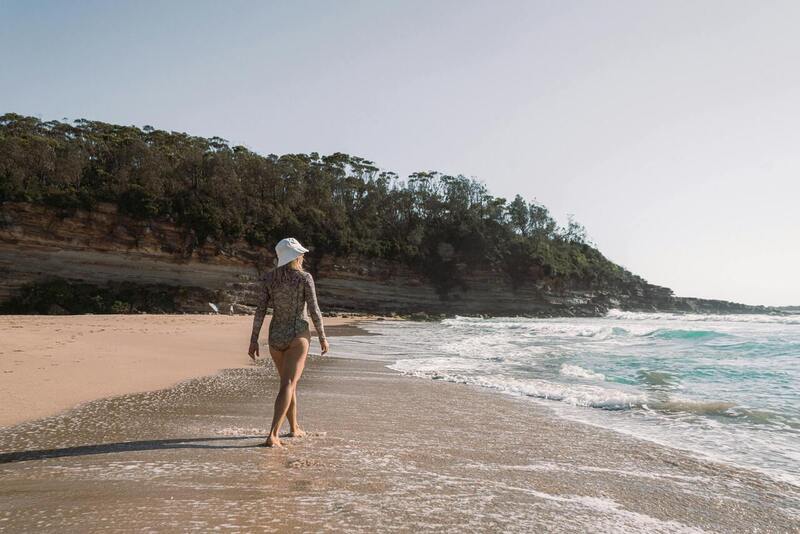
left=0, top=202, right=772, bottom=316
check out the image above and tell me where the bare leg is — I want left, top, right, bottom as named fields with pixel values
left=269, top=347, right=299, bottom=435
left=266, top=335, right=309, bottom=447
left=269, top=346, right=303, bottom=437
left=287, top=389, right=306, bottom=437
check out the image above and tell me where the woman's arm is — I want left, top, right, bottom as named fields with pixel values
left=304, top=272, right=328, bottom=353
left=249, top=279, right=270, bottom=355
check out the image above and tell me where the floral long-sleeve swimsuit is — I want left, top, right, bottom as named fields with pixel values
left=250, top=267, right=326, bottom=351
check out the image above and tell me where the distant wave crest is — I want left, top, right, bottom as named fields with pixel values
left=605, top=309, right=800, bottom=325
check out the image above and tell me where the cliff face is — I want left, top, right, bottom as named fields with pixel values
left=0, top=202, right=771, bottom=316
left=0, top=202, right=262, bottom=312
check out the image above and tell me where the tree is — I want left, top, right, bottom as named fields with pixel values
left=507, top=194, right=529, bottom=236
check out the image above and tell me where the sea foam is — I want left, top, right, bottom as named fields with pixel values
left=560, top=364, right=606, bottom=381
left=337, top=310, right=800, bottom=486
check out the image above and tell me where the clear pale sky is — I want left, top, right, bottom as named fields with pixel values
left=2, top=0, right=798, bottom=306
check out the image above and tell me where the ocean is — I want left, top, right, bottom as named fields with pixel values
left=335, top=311, right=800, bottom=487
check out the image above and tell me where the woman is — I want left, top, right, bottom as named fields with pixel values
left=248, top=237, right=329, bottom=447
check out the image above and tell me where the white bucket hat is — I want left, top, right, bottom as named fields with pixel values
left=275, top=237, right=309, bottom=267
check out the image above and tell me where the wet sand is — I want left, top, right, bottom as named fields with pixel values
left=0, top=353, right=798, bottom=532
left=0, top=314, right=373, bottom=428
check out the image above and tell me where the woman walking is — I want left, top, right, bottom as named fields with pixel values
left=248, top=237, right=329, bottom=447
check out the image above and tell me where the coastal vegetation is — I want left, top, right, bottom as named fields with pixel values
left=0, top=279, right=198, bottom=315
left=0, top=113, right=647, bottom=296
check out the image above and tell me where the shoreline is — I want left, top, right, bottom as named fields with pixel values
left=1, top=354, right=797, bottom=531
left=347, top=315, right=800, bottom=490
left=0, top=314, right=375, bottom=428
left=1, top=314, right=798, bottom=531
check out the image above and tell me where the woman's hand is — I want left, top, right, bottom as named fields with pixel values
left=248, top=341, right=260, bottom=360
left=320, top=338, right=330, bottom=356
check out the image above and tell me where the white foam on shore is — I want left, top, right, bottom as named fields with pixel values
left=389, top=359, right=644, bottom=410
left=427, top=469, right=707, bottom=533
left=215, top=427, right=268, bottom=436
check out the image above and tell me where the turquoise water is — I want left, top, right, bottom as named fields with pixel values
left=336, top=311, right=800, bottom=486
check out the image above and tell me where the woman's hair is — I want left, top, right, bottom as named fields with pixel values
left=269, top=254, right=305, bottom=287
left=289, top=255, right=305, bottom=270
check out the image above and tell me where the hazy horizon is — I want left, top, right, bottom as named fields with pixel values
left=2, top=0, right=798, bottom=306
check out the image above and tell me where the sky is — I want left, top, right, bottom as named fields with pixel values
left=2, top=0, right=798, bottom=306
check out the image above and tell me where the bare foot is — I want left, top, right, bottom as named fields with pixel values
left=288, top=429, right=306, bottom=438
left=263, top=436, right=282, bottom=447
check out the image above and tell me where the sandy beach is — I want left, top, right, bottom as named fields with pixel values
left=1, top=316, right=798, bottom=532
left=0, top=314, right=370, bottom=428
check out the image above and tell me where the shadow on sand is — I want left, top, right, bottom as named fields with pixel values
left=0, top=436, right=264, bottom=464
